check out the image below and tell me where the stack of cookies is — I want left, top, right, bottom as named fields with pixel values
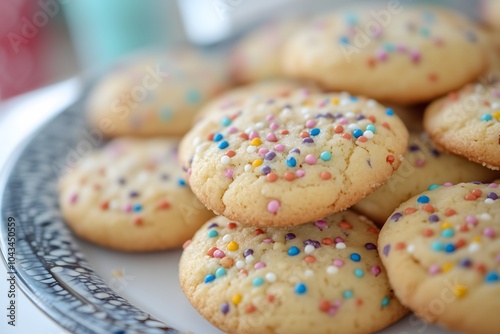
left=60, top=4, right=500, bottom=334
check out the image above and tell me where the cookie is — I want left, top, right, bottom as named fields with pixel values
left=86, top=48, right=229, bottom=138
left=179, top=211, right=407, bottom=334
left=229, top=17, right=304, bottom=84
left=353, top=132, right=499, bottom=225
left=282, top=7, right=488, bottom=105
left=423, top=82, right=500, bottom=170
left=379, top=181, right=500, bottom=334
left=481, top=0, right=500, bottom=31
left=486, top=30, right=500, bottom=76
left=181, top=92, right=409, bottom=227
left=59, top=138, right=214, bottom=252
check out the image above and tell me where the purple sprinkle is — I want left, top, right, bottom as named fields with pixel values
left=208, top=223, right=219, bottom=229
left=315, top=219, right=328, bottom=229
left=383, top=244, right=391, bottom=256
left=264, top=152, right=276, bottom=161
left=118, top=178, right=126, bottom=185
left=390, top=212, right=403, bottom=222
left=334, top=113, right=343, bottom=118
left=315, top=112, right=335, bottom=119
left=355, top=114, right=365, bottom=121
left=459, top=258, right=472, bottom=267
left=302, top=138, right=314, bottom=144
left=285, top=233, right=296, bottom=241
left=409, top=144, right=420, bottom=152
left=290, top=148, right=301, bottom=154
left=221, top=303, right=229, bottom=314
left=129, top=191, right=139, bottom=197
left=488, top=192, right=498, bottom=200
left=304, top=239, right=321, bottom=248
left=267, top=99, right=275, bottom=104
left=428, top=215, right=439, bottom=223
left=260, top=166, right=271, bottom=175
left=472, top=181, right=481, bottom=184
left=243, top=249, right=254, bottom=257
left=431, top=149, right=440, bottom=157
left=161, top=174, right=170, bottom=180
left=365, top=243, right=377, bottom=250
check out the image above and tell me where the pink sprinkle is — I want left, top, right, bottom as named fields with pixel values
left=376, top=49, right=388, bottom=62
left=317, top=100, right=327, bottom=107
left=266, top=115, right=275, bottom=121
left=123, top=204, right=132, bottom=212
left=339, top=118, right=349, bottom=125
left=410, top=50, right=421, bottom=63
left=483, top=227, right=496, bottom=238
left=371, top=265, right=381, bottom=277
left=274, top=144, right=285, bottom=152
left=315, top=219, right=328, bottom=229
left=305, top=154, right=317, bottom=165
left=270, top=122, right=279, bottom=130
left=187, top=168, right=192, bottom=177
left=334, top=237, right=344, bottom=243
left=466, top=216, right=478, bottom=225
left=496, top=254, right=500, bottom=263
left=249, top=131, right=259, bottom=140
left=267, top=200, right=280, bottom=213
left=254, top=262, right=266, bottom=269
left=228, top=126, right=238, bottom=134
left=415, top=159, right=425, bottom=167
left=69, top=193, right=78, bottom=204
left=396, top=44, right=408, bottom=53
left=266, top=133, right=277, bottom=142
left=263, top=238, right=274, bottom=243
left=333, top=259, right=344, bottom=267
left=295, top=170, right=305, bottom=178
left=224, top=168, right=234, bottom=179
left=258, top=148, right=269, bottom=156
left=305, top=120, right=316, bottom=128
left=443, top=182, right=453, bottom=187
left=490, top=183, right=499, bottom=188
left=433, top=37, right=444, bottom=46
left=213, top=250, right=225, bottom=258
left=428, top=264, right=440, bottom=275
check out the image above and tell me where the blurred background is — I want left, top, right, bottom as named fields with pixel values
left=0, top=0, right=483, bottom=101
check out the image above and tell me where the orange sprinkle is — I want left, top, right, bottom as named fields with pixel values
left=355, top=298, right=363, bottom=306
left=319, top=299, right=330, bottom=312
left=445, top=208, right=456, bottom=216
left=220, top=257, right=234, bottom=268
left=472, top=189, right=483, bottom=197
left=304, top=255, right=316, bottom=263
left=207, top=133, right=214, bottom=140
left=429, top=73, right=438, bottom=82
left=100, top=200, right=109, bottom=210
left=422, top=228, right=434, bottom=237
left=239, top=269, right=248, bottom=276
left=284, top=172, right=296, bottom=181
left=368, top=227, right=378, bottom=234
left=404, top=207, right=417, bottom=215
left=320, top=171, right=332, bottom=180
left=255, top=228, right=264, bottom=235
left=227, top=222, right=237, bottom=229
left=339, top=221, right=352, bottom=229
left=246, top=304, right=256, bottom=314
left=157, top=200, right=170, bottom=210
left=300, top=131, right=310, bottom=138
left=133, top=217, right=143, bottom=226
left=367, top=115, right=376, bottom=123
left=207, top=247, right=218, bottom=257
left=386, top=155, right=395, bottom=164
left=93, top=183, right=101, bottom=191
left=476, top=264, right=487, bottom=275
left=455, top=238, right=466, bottom=249
left=341, top=133, right=352, bottom=140
left=422, top=204, right=435, bottom=213
left=381, top=122, right=391, bottom=129
left=464, top=194, right=477, bottom=201
left=395, top=242, right=406, bottom=250
left=267, top=294, right=275, bottom=303
left=239, top=133, right=249, bottom=140
left=333, top=125, right=344, bottom=133
left=357, top=136, right=368, bottom=143
left=266, top=173, right=278, bottom=182
left=226, top=150, right=236, bottom=158
left=460, top=224, right=469, bottom=232
left=281, top=130, right=289, bottom=135
left=322, top=237, right=333, bottom=245
left=367, top=57, right=376, bottom=68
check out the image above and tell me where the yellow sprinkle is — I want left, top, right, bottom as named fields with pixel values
left=250, top=138, right=262, bottom=146
left=493, top=111, right=500, bottom=119
left=252, top=159, right=263, bottom=167
left=302, top=100, right=313, bottom=107
left=473, top=236, right=482, bottom=243
left=453, top=284, right=467, bottom=298
left=112, top=269, right=123, bottom=278
left=441, top=222, right=452, bottom=230
left=232, top=294, right=242, bottom=305
left=331, top=98, right=340, bottom=105
left=227, top=241, right=239, bottom=251
left=442, top=263, right=453, bottom=272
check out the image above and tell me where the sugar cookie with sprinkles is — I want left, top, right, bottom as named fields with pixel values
left=179, top=211, right=407, bottom=334
left=353, top=132, right=499, bottom=225
left=59, top=138, right=214, bottom=252
left=181, top=92, right=409, bottom=227
left=229, top=17, right=305, bottom=84
left=282, top=7, right=488, bottom=105
left=379, top=181, right=500, bottom=334
left=424, top=82, right=500, bottom=170
left=86, top=48, right=229, bottom=138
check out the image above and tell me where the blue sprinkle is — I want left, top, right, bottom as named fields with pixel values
left=365, top=124, right=376, bottom=133
left=216, top=268, right=227, bottom=277
left=310, top=128, right=320, bottom=136
left=186, top=89, right=201, bottom=104
left=381, top=296, right=390, bottom=307
left=286, top=157, right=297, bottom=167
left=417, top=195, right=430, bottom=204
left=160, top=107, right=172, bottom=121
left=204, top=274, right=215, bottom=283
left=221, top=117, right=231, bottom=127
left=353, top=129, right=363, bottom=138
left=354, top=269, right=364, bottom=278
left=481, top=114, right=493, bottom=122
left=431, top=241, right=443, bottom=252
left=350, top=253, right=361, bottom=262
left=133, top=204, right=142, bottom=212
left=320, top=151, right=332, bottom=161
left=441, top=228, right=454, bottom=238
left=178, top=178, right=187, bottom=187
left=218, top=141, right=229, bottom=149
left=295, top=283, right=307, bottom=294
left=208, top=230, right=218, bottom=238
left=485, top=272, right=499, bottom=283
left=444, top=243, right=455, bottom=253
left=428, top=184, right=439, bottom=190
left=288, top=246, right=300, bottom=256
left=343, top=290, right=353, bottom=299
left=339, top=36, right=349, bottom=45
left=386, top=108, right=394, bottom=116
left=213, top=133, right=223, bottom=142
left=253, top=277, right=264, bottom=287
left=383, top=43, right=395, bottom=52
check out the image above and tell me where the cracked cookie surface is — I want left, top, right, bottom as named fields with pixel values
left=379, top=181, right=500, bottom=334
left=181, top=93, right=408, bottom=227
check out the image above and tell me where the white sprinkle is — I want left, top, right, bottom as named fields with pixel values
left=305, top=270, right=314, bottom=277
left=348, top=124, right=360, bottom=130
left=304, top=245, right=315, bottom=254
left=220, top=156, right=230, bottom=165
left=335, top=242, right=346, bottom=249
left=406, top=244, right=415, bottom=253
left=492, top=102, right=500, bottom=109
left=245, top=255, right=254, bottom=264
left=255, top=122, right=265, bottom=129
left=193, top=137, right=201, bottom=146
left=346, top=112, right=355, bottom=118
left=301, top=108, right=310, bottom=114
left=244, top=164, right=252, bottom=172
left=109, top=200, right=119, bottom=210
left=485, top=198, right=494, bottom=204
left=326, top=266, right=339, bottom=275
left=367, top=99, right=377, bottom=107
left=222, top=234, right=232, bottom=242
left=282, top=107, right=292, bottom=114
left=468, top=242, right=480, bottom=253
left=247, top=146, right=256, bottom=153
left=479, top=213, right=492, bottom=220
left=265, top=272, right=277, bottom=282
left=363, top=130, right=374, bottom=139
left=236, top=260, right=245, bottom=269
left=137, top=171, right=149, bottom=183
